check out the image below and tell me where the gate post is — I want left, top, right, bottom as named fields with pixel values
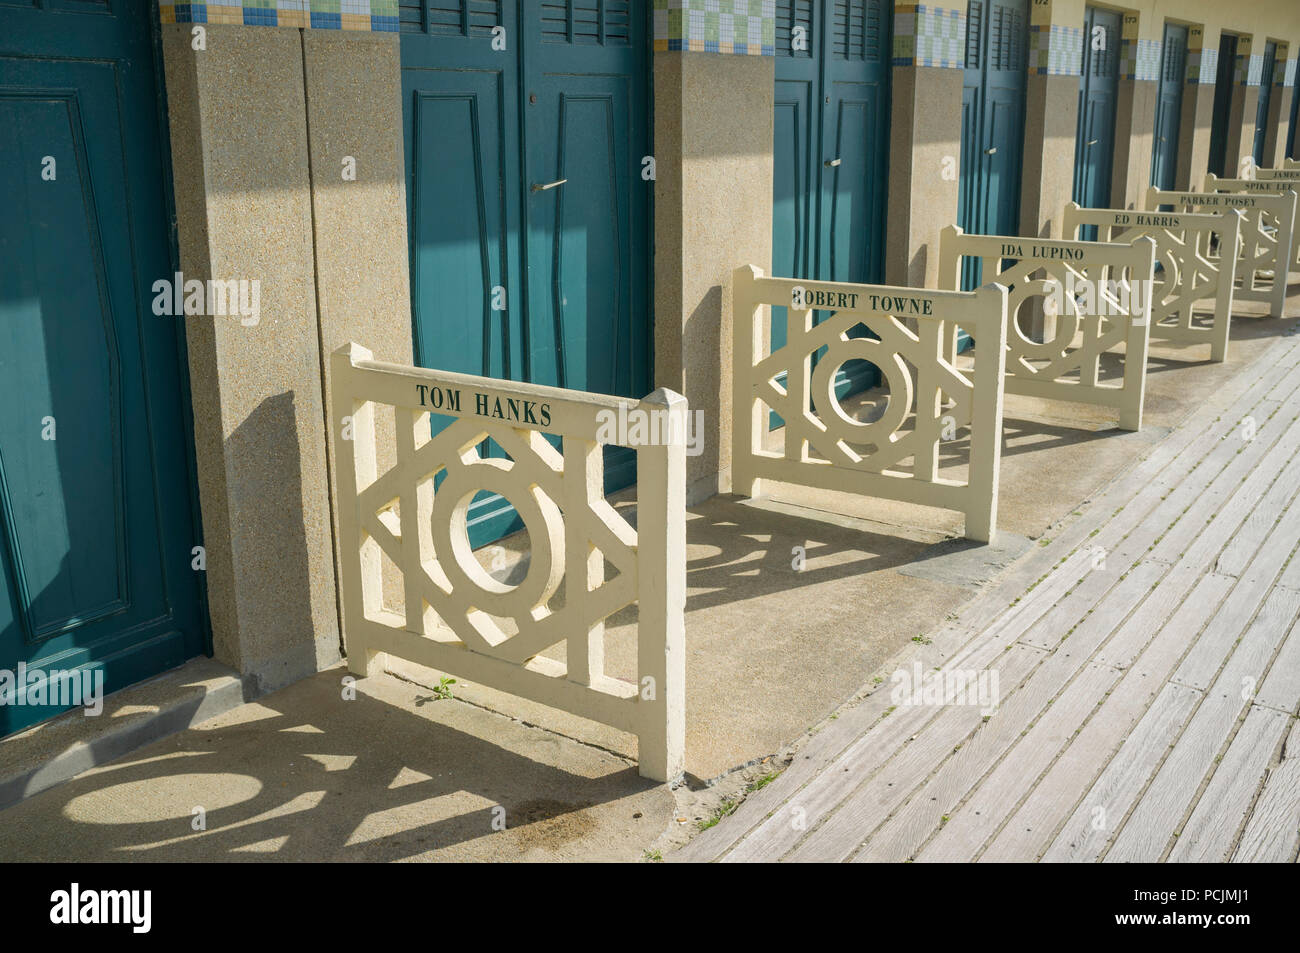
left=634, top=388, right=688, bottom=782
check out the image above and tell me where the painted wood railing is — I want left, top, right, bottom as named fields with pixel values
left=731, top=266, right=1009, bottom=543
left=1257, top=163, right=1300, bottom=179
left=1146, top=187, right=1297, bottom=318
left=937, top=226, right=1156, bottom=431
left=1061, top=203, right=1244, bottom=363
left=331, top=343, right=686, bottom=781
left=1206, top=171, right=1300, bottom=268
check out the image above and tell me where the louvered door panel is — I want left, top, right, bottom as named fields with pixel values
left=1073, top=6, right=1122, bottom=215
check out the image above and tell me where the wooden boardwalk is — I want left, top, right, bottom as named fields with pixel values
left=675, top=330, right=1300, bottom=864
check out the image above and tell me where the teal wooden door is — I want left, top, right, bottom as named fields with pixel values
left=1290, top=76, right=1300, bottom=160
left=774, top=1, right=818, bottom=289
left=401, top=1, right=650, bottom=546
left=1151, top=22, right=1188, bottom=190
left=1073, top=6, right=1121, bottom=228
left=958, top=0, right=1029, bottom=290
left=1253, top=41, right=1277, bottom=166
left=0, top=0, right=205, bottom=735
left=1208, top=32, right=1238, bottom=177
left=772, top=0, right=890, bottom=404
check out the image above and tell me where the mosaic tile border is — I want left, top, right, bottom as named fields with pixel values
left=1188, top=46, right=1218, bottom=86
left=652, top=0, right=776, bottom=56
left=1235, top=52, right=1264, bottom=86
left=1030, top=23, right=1082, bottom=77
left=1122, top=37, right=1161, bottom=82
left=893, top=4, right=965, bottom=69
left=160, top=0, right=398, bottom=30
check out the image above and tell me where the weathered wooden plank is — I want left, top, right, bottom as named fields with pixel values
left=713, top=351, right=1300, bottom=862
left=979, top=335, right=1300, bottom=609
left=949, top=336, right=1300, bottom=640
left=974, top=551, right=1097, bottom=642
left=981, top=572, right=1237, bottom=862
left=1017, top=549, right=1160, bottom=652
left=1105, top=589, right=1300, bottom=861
left=1042, top=682, right=1202, bottom=862
left=1167, top=705, right=1292, bottom=862
left=1135, top=343, right=1300, bottom=490
left=1133, top=336, right=1300, bottom=483
left=714, top=638, right=1039, bottom=864
left=1022, top=497, right=1300, bottom=863
left=1266, top=351, right=1300, bottom=400
left=1034, top=559, right=1168, bottom=664
left=674, top=333, right=1300, bottom=864
left=1174, top=578, right=1300, bottom=691
left=1232, top=720, right=1300, bottom=863
left=671, top=665, right=957, bottom=861
left=1187, top=424, right=1300, bottom=574
left=1095, top=559, right=1219, bottom=670
left=1216, top=465, right=1300, bottom=579
left=715, top=700, right=943, bottom=863
left=1255, top=619, right=1300, bottom=712
left=899, top=662, right=1120, bottom=863
left=890, top=559, right=1164, bottom=861
left=669, top=695, right=909, bottom=862
left=780, top=646, right=1046, bottom=863
left=1272, top=501, right=1300, bottom=592
left=1276, top=555, right=1300, bottom=593
left=823, top=552, right=1156, bottom=863
left=1147, top=407, right=1300, bottom=566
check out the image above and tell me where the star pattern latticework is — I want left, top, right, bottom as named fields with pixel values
left=753, top=304, right=972, bottom=477
left=355, top=414, right=637, bottom=669
left=980, top=255, right=1138, bottom=388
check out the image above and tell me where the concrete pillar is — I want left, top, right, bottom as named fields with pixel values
left=1224, top=35, right=1259, bottom=178
left=1273, top=84, right=1297, bottom=167
left=1020, top=4, right=1083, bottom=240
left=303, top=32, right=412, bottom=374
left=301, top=32, right=413, bottom=617
left=653, top=52, right=773, bottom=502
left=1177, top=26, right=1217, bottom=191
left=1111, top=21, right=1159, bottom=210
left=886, top=65, right=962, bottom=287
left=160, top=25, right=414, bottom=695
left=1262, top=47, right=1293, bottom=168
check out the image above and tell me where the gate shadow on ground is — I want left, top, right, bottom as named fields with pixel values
left=674, top=496, right=935, bottom=613
left=0, top=669, right=664, bottom=862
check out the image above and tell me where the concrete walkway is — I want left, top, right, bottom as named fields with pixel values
left=3, top=306, right=1297, bottom=862
left=675, top=327, right=1300, bottom=863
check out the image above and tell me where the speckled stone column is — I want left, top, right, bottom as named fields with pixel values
left=1268, top=82, right=1296, bottom=167
left=1113, top=76, right=1158, bottom=209
left=1021, top=72, right=1081, bottom=239
left=1177, top=73, right=1216, bottom=190
left=885, top=64, right=963, bottom=287
left=653, top=51, right=774, bottom=501
left=1262, top=52, right=1293, bottom=167
left=1223, top=38, right=1260, bottom=177
left=301, top=31, right=413, bottom=619
left=161, top=24, right=342, bottom=694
